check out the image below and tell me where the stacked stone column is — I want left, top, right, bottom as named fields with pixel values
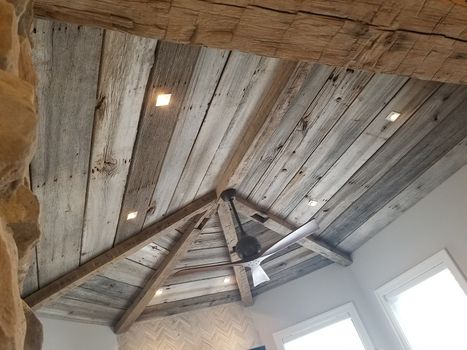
left=0, top=0, right=42, bottom=349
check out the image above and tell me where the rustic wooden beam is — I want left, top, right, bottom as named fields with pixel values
left=34, top=0, right=467, bottom=85
left=24, top=192, right=217, bottom=310
left=217, top=201, right=253, bottom=306
left=114, top=210, right=213, bottom=333
left=235, top=197, right=352, bottom=266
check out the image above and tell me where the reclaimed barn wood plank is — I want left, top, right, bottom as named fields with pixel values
left=321, top=97, right=467, bottom=245
left=139, top=290, right=241, bottom=321
left=169, top=52, right=265, bottom=208
left=144, top=48, right=229, bottom=226
left=339, top=136, right=467, bottom=252
left=312, top=84, right=467, bottom=235
left=114, top=212, right=210, bottom=333
left=266, top=74, right=407, bottom=215
left=288, top=79, right=441, bottom=226
left=223, top=63, right=330, bottom=196
left=198, top=56, right=284, bottom=195
left=25, top=193, right=216, bottom=309
left=114, top=42, right=201, bottom=243
left=249, top=68, right=373, bottom=207
left=31, top=19, right=102, bottom=286
left=148, top=276, right=238, bottom=307
left=81, top=31, right=157, bottom=262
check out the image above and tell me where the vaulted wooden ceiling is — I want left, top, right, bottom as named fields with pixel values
left=22, top=18, right=467, bottom=327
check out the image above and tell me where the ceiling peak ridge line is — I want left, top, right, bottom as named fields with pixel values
left=24, top=192, right=217, bottom=310
left=234, top=197, right=352, bottom=266
left=114, top=209, right=214, bottom=333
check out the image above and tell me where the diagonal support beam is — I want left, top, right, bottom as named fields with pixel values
left=217, top=201, right=253, bottom=306
left=25, top=192, right=217, bottom=310
left=235, top=197, right=352, bottom=266
left=114, top=209, right=214, bottom=333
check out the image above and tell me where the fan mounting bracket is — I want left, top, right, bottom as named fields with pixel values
left=220, top=188, right=237, bottom=202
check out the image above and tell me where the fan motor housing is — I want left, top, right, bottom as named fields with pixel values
left=236, top=236, right=261, bottom=260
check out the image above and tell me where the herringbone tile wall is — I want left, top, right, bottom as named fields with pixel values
left=118, top=302, right=263, bottom=350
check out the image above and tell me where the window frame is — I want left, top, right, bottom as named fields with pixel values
left=375, top=249, right=467, bottom=350
left=273, top=302, right=374, bottom=350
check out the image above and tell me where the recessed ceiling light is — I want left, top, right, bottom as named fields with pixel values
left=307, top=200, right=318, bottom=207
left=223, top=277, right=231, bottom=284
left=386, top=111, right=401, bottom=122
left=126, top=211, right=138, bottom=220
left=155, top=288, right=163, bottom=296
left=155, top=93, right=171, bottom=107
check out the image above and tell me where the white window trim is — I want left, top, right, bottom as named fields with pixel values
left=273, top=302, right=374, bottom=350
left=375, top=249, right=467, bottom=350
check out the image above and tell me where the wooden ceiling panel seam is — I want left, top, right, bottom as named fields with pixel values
left=338, top=136, right=467, bottom=252
left=264, top=74, right=409, bottom=218
left=25, top=192, right=216, bottom=309
left=113, top=41, right=203, bottom=244
left=233, top=62, right=332, bottom=196
left=319, top=96, right=467, bottom=245
left=144, top=48, right=231, bottom=226
left=113, top=208, right=214, bottom=333
left=31, top=19, right=104, bottom=287
left=247, top=67, right=376, bottom=208
left=286, top=79, right=442, bottom=226
left=79, top=30, right=158, bottom=263
left=311, top=83, right=467, bottom=242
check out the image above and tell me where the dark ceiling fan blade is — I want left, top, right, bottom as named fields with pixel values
left=173, top=261, right=245, bottom=275
left=260, top=219, right=319, bottom=258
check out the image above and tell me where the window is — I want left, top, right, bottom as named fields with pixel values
left=376, top=250, right=467, bottom=350
left=273, top=303, right=374, bottom=350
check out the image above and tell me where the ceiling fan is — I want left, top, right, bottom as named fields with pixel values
left=174, top=189, right=319, bottom=287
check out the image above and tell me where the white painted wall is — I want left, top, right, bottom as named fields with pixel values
left=250, top=164, right=467, bottom=350
left=40, top=317, right=118, bottom=350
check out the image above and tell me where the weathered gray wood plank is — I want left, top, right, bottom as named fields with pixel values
left=313, top=84, right=467, bottom=235
left=144, top=48, right=229, bottom=226
left=31, top=19, right=102, bottom=286
left=320, top=96, right=467, bottom=245
left=168, top=51, right=264, bottom=209
left=339, top=136, right=467, bottom=252
left=237, top=63, right=333, bottom=196
left=288, top=78, right=441, bottom=226
left=139, top=290, right=241, bottom=321
left=81, top=31, right=157, bottom=262
left=249, top=68, right=374, bottom=208
left=114, top=42, right=201, bottom=243
left=266, top=74, right=407, bottom=216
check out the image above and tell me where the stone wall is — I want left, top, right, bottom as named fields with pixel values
left=0, top=0, right=42, bottom=349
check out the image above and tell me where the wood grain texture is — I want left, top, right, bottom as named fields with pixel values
left=320, top=96, right=467, bottom=245
left=340, top=136, right=467, bottom=252
left=25, top=193, right=216, bottom=309
left=114, top=214, right=208, bottom=333
left=144, top=48, right=229, bottom=226
left=312, top=84, right=467, bottom=238
left=218, top=201, right=253, bottom=306
left=288, top=78, right=441, bottom=226
left=139, top=290, right=241, bottom=321
left=31, top=19, right=102, bottom=286
left=114, top=41, right=201, bottom=243
left=265, top=73, right=408, bottom=216
left=81, top=31, right=157, bottom=262
left=169, top=51, right=266, bottom=207
left=34, top=0, right=467, bottom=84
